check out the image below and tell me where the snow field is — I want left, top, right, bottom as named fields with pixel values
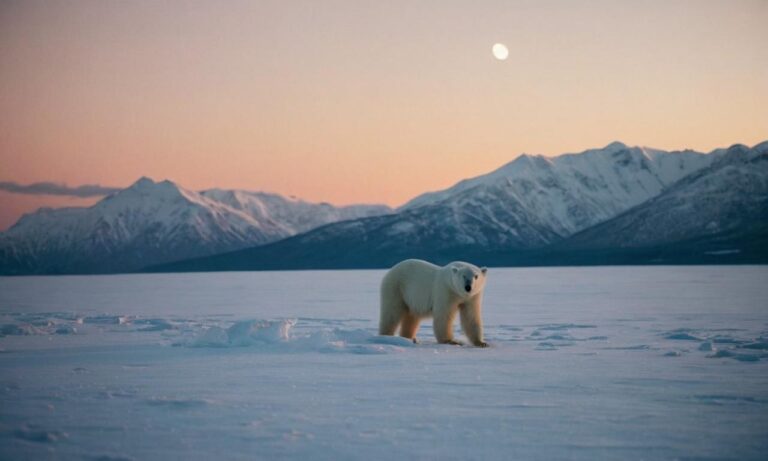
left=1, top=266, right=767, bottom=460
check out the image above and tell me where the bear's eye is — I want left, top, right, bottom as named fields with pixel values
left=474, top=275, right=478, bottom=280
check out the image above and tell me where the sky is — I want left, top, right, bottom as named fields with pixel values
left=1, top=0, right=767, bottom=230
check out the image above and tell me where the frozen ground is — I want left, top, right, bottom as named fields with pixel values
left=1, top=266, right=767, bottom=460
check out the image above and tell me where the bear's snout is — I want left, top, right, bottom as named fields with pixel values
left=464, top=284, right=471, bottom=292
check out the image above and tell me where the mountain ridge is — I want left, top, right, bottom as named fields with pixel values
left=4, top=140, right=765, bottom=275
left=146, top=140, right=767, bottom=273
left=0, top=177, right=392, bottom=274
left=558, top=143, right=768, bottom=251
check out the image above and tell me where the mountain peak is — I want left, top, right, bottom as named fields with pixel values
left=97, top=177, right=192, bottom=210
left=722, top=143, right=753, bottom=160
left=727, top=143, right=750, bottom=152
left=753, top=140, right=768, bottom=154
left=130, top=176, right=157, bottom=188
left=709, top=143, right=761, bottom=167
left=124, top=177, right=184, bottom=195
left=602, top=141, right=628, bottom=152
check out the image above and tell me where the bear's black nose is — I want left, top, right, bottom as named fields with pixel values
left=465, top=285, right=471, bottom=292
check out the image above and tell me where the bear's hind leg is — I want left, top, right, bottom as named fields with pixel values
left=379, top=298, right=406, bottom=336
left=399, top=313, right=421, bottom=342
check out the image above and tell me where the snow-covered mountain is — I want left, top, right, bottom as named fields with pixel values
left=560, top=142, right=768, bottom=253
left=6, top=140, right=765, bottom=274
left=0, top=178, right=391, bottom=274
left=200, top=188, right=392, bottom=235
left=401, top=141, right=714, bottom=238
left=152, top=141, right=766, bottom=272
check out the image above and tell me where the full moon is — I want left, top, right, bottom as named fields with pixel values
left=492, top=43, right=509, bottom=61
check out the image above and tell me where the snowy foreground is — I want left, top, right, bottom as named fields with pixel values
left=1, top=267, right=767, bottom=460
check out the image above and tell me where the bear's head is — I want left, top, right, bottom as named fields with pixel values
left=450, top=263, right=488, bottom=298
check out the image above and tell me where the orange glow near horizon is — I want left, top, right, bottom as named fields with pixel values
left=1, top=0, right=767, bottom=230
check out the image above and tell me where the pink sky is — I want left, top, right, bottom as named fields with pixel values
left=1, top=0, right=767, bottom=230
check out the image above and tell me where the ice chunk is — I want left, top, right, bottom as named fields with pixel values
left=185, top=319, right=296, bottom=347
left=226, top=319, right=296, bottom=346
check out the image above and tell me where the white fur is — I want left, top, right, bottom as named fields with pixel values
left=378, top=259, right=489, bottom=347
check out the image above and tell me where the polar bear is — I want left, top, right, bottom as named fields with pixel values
left=379, top=259, right=489, bottom=347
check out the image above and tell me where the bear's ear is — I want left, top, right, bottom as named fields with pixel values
left=452, top=266, right=458, bottom=273
left=481, top=267, right=488, bottom=275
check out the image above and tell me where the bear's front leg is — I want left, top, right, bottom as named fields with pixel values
left=433, top=301, right=460, bottom=345
left=460, top=298, right=488, bottom=347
